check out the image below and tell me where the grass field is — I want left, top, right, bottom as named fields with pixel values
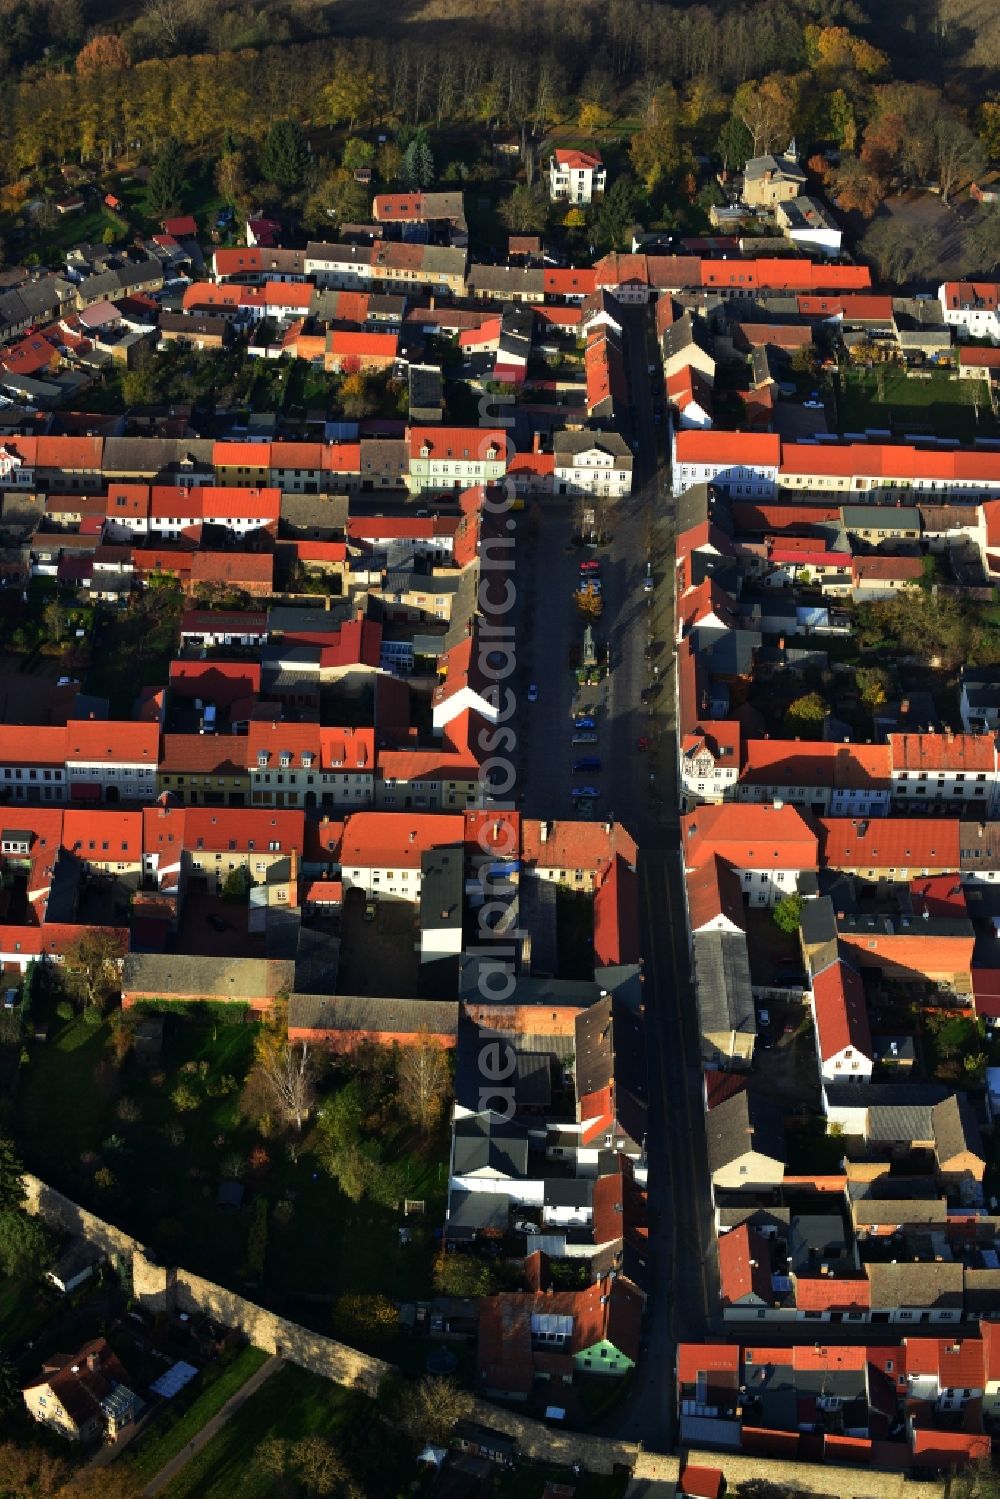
left=15, top=1012, right=447, bottom=1323
left=836, top=366, right=1000, bottom=441
left=126, top=1345, right=270, bottom=1485
left=157, top=1364, right=405, bottom=1499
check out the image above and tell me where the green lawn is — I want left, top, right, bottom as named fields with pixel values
left=157, top=1364, right=411, bottom=1499
left=126, top=1344, right=269, bottom=1485
left=836, top=367, right=1000, bottom=441
left=15, top=1012, right=446, bottom=1325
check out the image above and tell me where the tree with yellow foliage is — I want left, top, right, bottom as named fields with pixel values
left=578, top=101, right=612, bottom=132
left=733, top=74, right=798, bottom=158
left=629, top=85, right=681, bottom=192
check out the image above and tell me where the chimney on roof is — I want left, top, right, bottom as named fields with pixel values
left=540, top=821, right=550, bottom=843
left=85, top=1351, right=100, bottom=1372
left=901, top=699, right=910, bottom=715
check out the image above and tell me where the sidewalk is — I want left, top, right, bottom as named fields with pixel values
left=141, top=1353, right=283, bottom=1498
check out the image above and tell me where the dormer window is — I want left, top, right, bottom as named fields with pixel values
left=301, top=753, right=314, bottom=769
left=279, top=752, right=292, bottom=768
left=420, top=443, right=431, bottom=457
left=257, top=751, right=270, bottom=767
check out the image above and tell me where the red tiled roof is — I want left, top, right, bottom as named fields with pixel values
left=675, top=431, right=781, bottom=468
left=719, top=1223, right=772, bottom=1304
left=890, top=732, right=995, bottom=773
left=817, top=816, right=960, bottom=871
left=795, top=1275, right=871, bottom=1311
left=63, top=809, right=142, bottom=861
left=686, top=854, right=745, bottom=933
left=942, top=281, right=999, bottom=311
left=328, top=329, right=398, bottom=359
left=182, top=807, right=304, bottom=853
left=189, top=552, right=273, bottom=586
left=853, top=555, right=925, bottom=583
left=522, top=818, right=637, bottom=875
left=813, top=955, right=874, bottom=1063
left=554, top=149, right=603, bottom=170
left=65, top=721, right=158, bottom=763
left=339, top=811, right=464, bottom=870
left=543, top=268, right=597, bottom=297
left=682, top=803, right=818, bottom=872
left=681, top=1468, right=723, bottom=1499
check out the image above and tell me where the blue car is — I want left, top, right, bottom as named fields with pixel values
left=571, top=785, right=601, bottom=800
left=572, top=757, right=602, bottom=772
left=574, top=716, right=596, bottom=731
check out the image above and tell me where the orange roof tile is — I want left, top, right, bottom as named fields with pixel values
left=63, top=809, right=143, bottom=861
left=682, top=803, right=818, bottom=871
left=889, top=732, right=996, bottom=773
left=812, top=956, right=872, bottom=1063
left=339, top=811, right=464, bottom=869
left=817, top=816, right=960, bottom=871
left=65, top=721, right=158, bottom=763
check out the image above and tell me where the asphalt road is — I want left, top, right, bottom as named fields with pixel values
left=515, top=303, right=719, bottom=1452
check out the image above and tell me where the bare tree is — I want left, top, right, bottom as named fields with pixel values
left=63, top=929, right=126, bottom=1013
left=255, top=1036, right=316, bottom=1133
left=935, top=113, right=983, bottom=205
left=397, top=1033, right=450, bottom=1134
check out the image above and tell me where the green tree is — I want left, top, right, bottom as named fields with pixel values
left=147, top=136, right=185, bottom=218
left=597, top=177, right=638, bottom=249
left=773, top=893, right=804, bottom=934
left=499, top=184, right=548, bottom=234
left=0, top=1135, right=27, bottom=1212
left=432, top=1252, right=494, bottom=1297
left=318, top=1079, right=365, bottom=1155
left=855, top=665, right=891, bottom=707
left=0, top=1357, right=20, bottom=1415
left=341, top=137, right=375, bottom=172
left=0, top=1207, right=50, bottom=1278
left=784, top=691, right=828, bottom=735
left=717, top=114, right=752, bottom=172
left=262, top=118, right=310, bottom=191
left=171, top=1082, right=200, bottom=1112
left=401, top=135, right=434, bottom=190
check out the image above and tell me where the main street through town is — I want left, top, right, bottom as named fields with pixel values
left=514, top=304, right=719, bottom=1453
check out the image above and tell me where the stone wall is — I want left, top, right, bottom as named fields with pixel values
left=25, top=1175, right=389, bottom=1394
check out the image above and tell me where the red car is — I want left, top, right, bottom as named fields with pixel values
left=579, top=559, right=601, bottom=573
left=637, top=736, right=650, bottom=751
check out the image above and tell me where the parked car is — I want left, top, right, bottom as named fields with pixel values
left=579, top=559, right=601, bottom=574
left=572, top=732, right=599, bottom=745
left=527, top=683, right=538, bottom=702
left=572, top=757, right=602, bottom=772
left=571, top=785, right=601, bottom=799
left=637, top=736, right=650, bottom=751
left=643, top=564, right=654, bottom=592
left=574, top=716, right=596, bottom=730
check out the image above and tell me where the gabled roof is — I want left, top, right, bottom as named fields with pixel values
left=718, top=1223, right=772, bottom=1304
left=682, top=803, right=818, bottom=872
left=817, top=816, right=960, bottom=871
left=812, top=954, right=872, bottom=1064
left=65, top=721, right=158, bottom=764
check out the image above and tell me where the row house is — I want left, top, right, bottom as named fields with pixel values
left=338, top=811, right=465, bottom=897
left=210, top=246, right=307, bottom=283
left=672, top=432, right=781, bottom=500
left=552, top=430, right=633, bottom=499
left=65, top=721, right=159, bottom=805
left=0, top=726, right=71, bottom=802
left=736, top=742, right=892, bottom=818
left=247, top=723, right=375, bottom=810
left=155, top=805, right=305, bottom=895
left=817, top=817, right=961, bottom=881
left=346, top=514, right=462, bottom=563
left=406, top=426, right=506, bottom=495
left=888, top=732, right=1000, bottom=813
